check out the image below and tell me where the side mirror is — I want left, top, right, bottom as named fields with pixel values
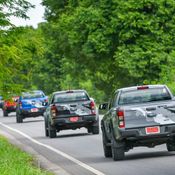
left=99, top=103, right=108, bottom=110
left=90, top=97, right=95, bottom=102
left=15, top=99, right=19, bottom=102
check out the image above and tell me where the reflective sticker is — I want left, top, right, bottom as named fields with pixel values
left=153, top=114, right=175, bottom=124
left=131, top=108, right=147, bottom=117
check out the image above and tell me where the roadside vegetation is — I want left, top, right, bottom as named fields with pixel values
left=0, top=135, right=52, bottom=175
left=1, top=0, right=175, bottom=102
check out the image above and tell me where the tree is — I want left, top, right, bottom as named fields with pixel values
left=0, top=0, right=33, bottom=29
left=42, top=0, right=175, bottom=100
left=0, top=0, right=33, bottom=97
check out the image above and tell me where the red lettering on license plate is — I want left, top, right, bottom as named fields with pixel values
left=69, top=117, right=79, bottom=122
left=31, top=108, right=38, bottom=112
left=145, top=126, right=160, bottom=134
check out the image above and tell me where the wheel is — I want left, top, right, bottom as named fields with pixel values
left=3, top=110, right=8, bottom=117
left=16, top=113, right=23, bottom=123
left=48, top=122, right=56, bottom=138
left=102, top=129, right=112, bottom=157
left=44, top=117, right=49, bottom=137
left=166, top=139, right=175, bottom=151
left=92, top=125, right=99, bottom=134
left=87, top=125, right=99, bottom=134
left=87, top=127, right=92, bottom=133
left=87, top=119, right=100, bottom=135
left=111, top=134, right=125, bottom=161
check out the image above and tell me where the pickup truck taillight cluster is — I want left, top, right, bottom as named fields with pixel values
left=117, top=110, right=125, bottom=128
left=19, top=101, right=22, bottom=109
left=51, top=105, right=58, bottom=118
left=90, top=101, right=96, bottom=115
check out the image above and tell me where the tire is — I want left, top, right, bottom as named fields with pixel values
left=111, top=134, right=125, bottom=161
left=16, top=113, right=23, bottom=123
left=87, top=127, right=92, bottom=134
left=88, top=118, right=100, bottom=134
left=102, top=130, right=112, bottom=157
left=92, top=125, right=99, bottom=134
left=87, top=125, right=99, bottom=134
left=166, top=140, right=175, bottom=151
left=3, top=110, right=8, bottom=117
left=48, top=122, right=57, bottom=138
left=44, top=117, right=49, bottom=137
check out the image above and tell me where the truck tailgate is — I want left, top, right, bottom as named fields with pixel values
left=124, top=102, right=175, bottom=129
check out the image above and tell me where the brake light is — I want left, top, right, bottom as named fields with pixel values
left=117, top=110, right=125, bottom=128
left=137, top=86, right=149, bottom=90
left=90, top=101, right=96, bottom=115
left=44, top=99, right=48, bottom=103
left=19, top=101, right=22, bottom=109
left=66, top=90, right=73, bottom=93
left=51, top=105, right=58, bottom=118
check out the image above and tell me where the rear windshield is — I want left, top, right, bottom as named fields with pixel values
left=54, top=92, right=89, bottom=103
left=22, top=91, right=45, bottom=99
left=118, top=87, right=171, bottom=105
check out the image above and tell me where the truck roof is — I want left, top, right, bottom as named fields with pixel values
left=116, top=84, right=166, bottom=92
left=53, top=89, right=87, bottom=95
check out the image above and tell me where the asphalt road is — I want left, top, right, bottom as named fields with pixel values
left=0, top=110, right=175, bottom=175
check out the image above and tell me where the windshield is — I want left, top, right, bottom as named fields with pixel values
left=22, top=91, right=45, bottom=99
left=54, top=92, right=89, bottom=103
left=118, top=87, right=171, bottom=105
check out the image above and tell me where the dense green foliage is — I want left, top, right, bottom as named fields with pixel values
left=41, top=0, right=175, bottom=100
left=0, top=0, right=32, bottom=29
left=0, top=135, right=52, bottom=175
left=1, top=0, right=175, bottom=101
left=0, top=27, right=45, bottom=97
left=0, top=0, right=33, bottom=97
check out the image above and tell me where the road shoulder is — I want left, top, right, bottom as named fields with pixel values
left=0, top=129, right=70, bottom=175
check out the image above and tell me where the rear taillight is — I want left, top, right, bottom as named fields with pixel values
left=44, top=99, right=48, bottom=103
left=117, top=110, right=125, bottom=128
left=90, top=101, right=96, bottom=115
left=19, top=101, right=22, bottom=109
left=43, top=99, right=48, bottom=106
left=51, top=105, right=58, bottom=118
left=137, top=85, right=149, bottom=90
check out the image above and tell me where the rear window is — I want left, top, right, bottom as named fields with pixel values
left=22, top=91, right=45, bottom=99
left=54, top=92, right=89, bottom=103
left=118, top=87, right=171, bottom=105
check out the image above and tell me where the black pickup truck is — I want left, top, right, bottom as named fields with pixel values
left=100, top=85, right=175, bottom=161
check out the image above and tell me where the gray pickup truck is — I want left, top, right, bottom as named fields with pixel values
left=100, top=85, right=175, bottom=161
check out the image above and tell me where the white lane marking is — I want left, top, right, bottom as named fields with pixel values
left=0, top=122, right=105, bottom=175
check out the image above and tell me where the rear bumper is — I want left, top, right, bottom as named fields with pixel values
left=53, top=115, right=98, bottom=129
left=120, top=125, right=175, bottom=140
left=4, top=106, right=16, bottom=112
left=19, top=107, right=46, bottom=117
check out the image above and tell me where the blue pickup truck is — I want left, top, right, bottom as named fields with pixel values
left=16, top=90, right=48, bottom=123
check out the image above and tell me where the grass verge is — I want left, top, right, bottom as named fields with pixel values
left=0, top=135, right=53, bottom=175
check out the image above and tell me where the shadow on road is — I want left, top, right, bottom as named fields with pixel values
left=57, top=132, right=90, bottom=138
left=2, top=114, right=16, bottom=118
left=34, top=132, right=91, bottom=140
left=125, top=151, right=175, bottom=161
left=22, top=119, right=44, bottom=123
left=83, top=150, right=175, bottom=164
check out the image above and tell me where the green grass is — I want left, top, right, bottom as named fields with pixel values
left=0, top=136, right=53, bottom=175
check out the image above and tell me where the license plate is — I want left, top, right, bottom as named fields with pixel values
left=145, top=126, right=160, bottom=134
left=69, top=117, right=79, bottom=122
left=31, top=108, right=38, bottom=112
